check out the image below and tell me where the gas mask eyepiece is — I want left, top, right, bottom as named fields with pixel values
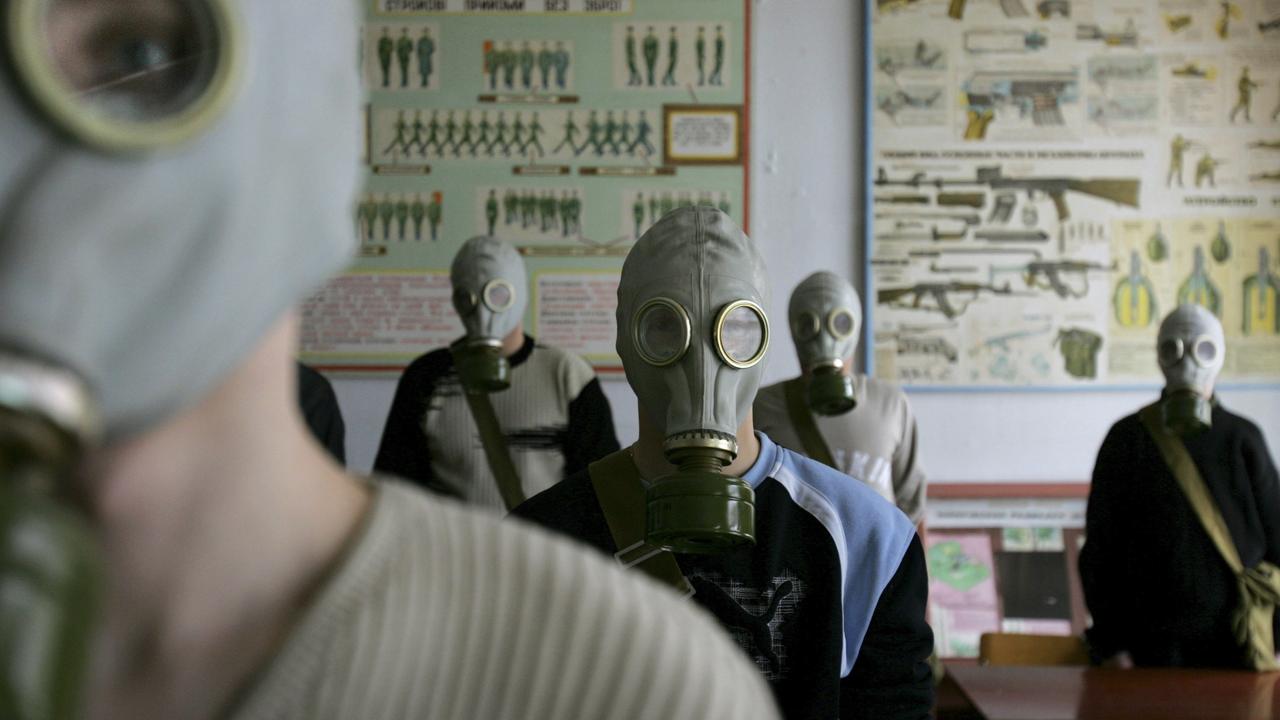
left=7, top=0, right=244, bottom=153
left=1155, top=304, right=1224, bottom=436
left=788, top=272, right=861, bottom=416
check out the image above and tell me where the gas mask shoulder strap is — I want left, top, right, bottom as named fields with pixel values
left=588, top=451, right=692, bottom=597
left=460, top=390, right=525, bottom=511
left=783, top=378, right=837, bottom=469
left=1139, top=403, right=1280, bottom=671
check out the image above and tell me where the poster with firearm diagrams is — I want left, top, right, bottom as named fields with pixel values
left=870, top=0, right=1280, bottom=387
left=300, top=0, right=750, bottom=371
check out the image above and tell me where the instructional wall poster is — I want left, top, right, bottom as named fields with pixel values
left=301, top=0, right=751, bottom=371
left=870, top=0, right=1280, bottom=387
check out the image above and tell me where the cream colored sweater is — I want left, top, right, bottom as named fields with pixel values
left=225, top=480, right=779, bottom=719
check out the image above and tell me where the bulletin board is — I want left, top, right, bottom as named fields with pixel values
left=868, top=0, right=1280, bottom=388
left=299, top=0, right=751, bottom=372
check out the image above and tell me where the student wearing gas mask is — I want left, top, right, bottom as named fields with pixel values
left=1080, top=304, right=1280, bottom=670
left=0, top=2, right=780, bottom=718
left=373, top=236, right=619, bottom=512
left=753, top=272, right=926, bottom=525
left=514, top=207, right=935, bottom=719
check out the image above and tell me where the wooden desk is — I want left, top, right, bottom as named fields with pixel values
left=943, top=665, right=1280, bottom=720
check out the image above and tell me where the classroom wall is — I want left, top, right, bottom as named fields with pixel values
left=332, top=0, right=1280, bottom=478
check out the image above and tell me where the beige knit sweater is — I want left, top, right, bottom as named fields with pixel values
left=225, top=479, right=779, bottom=719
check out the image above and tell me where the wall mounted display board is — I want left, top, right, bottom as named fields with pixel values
left=302, top=0, right=751, bottom=371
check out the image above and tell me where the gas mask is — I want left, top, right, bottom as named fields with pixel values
left=449, top=236, right=528, bottom=392
left=0, top=0, right=360, bottom=715
left=1156, top=304, right=1225, bottom=436
left=788, top=272, right=861, bottom=415
left=617, top=206, right=769, bottom=553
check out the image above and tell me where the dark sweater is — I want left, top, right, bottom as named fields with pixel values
left=1079, top=402, right=1280, bottom=668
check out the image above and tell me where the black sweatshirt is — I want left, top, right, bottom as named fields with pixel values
left=512, top=432, right=935, bottom=719
left=1080, top=402, right=1280, bottom=668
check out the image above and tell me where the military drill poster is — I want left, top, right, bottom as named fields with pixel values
left=871, top=0, right=1280, bottom=387
left=300, top=0, right=751, bottom=371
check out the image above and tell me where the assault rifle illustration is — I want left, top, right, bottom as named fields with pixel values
left=1248, top=140, right=1280, bottom=151
left=1076, top=20, right=1139, bottom=47
left=948, top=0, right=1029, bottom=19
left=1261, top=17, right=1280, bottom=33
left=875, top=166, right=1140, bottom=221
left=1250, top=170, right=1280, bottom=183
left=877, top=281, right=1023, bottom=319
left=1021, top=259, right=1116, bottom=298
left=962, top=70, right=1077, bottom=138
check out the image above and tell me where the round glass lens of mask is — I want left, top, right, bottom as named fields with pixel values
left=828, top=308, right=855, bottom=338
left=483, top=280, right=515, bottom=312
left=452, top=287, right=478, bottom=316
left=1157, top=337, right=1184, bottom=367
left=791, top=311, right=820, bottom=342
left=716, top=301, right=767, bottom=368
left=634, top=299, right=690, bottom=367
left=1193, top=337, right=1218, bottom=365
left=11, top=0, right=241, bottom=150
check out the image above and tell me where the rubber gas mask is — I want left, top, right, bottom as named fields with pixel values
left=1156, top=304, right=1224, bottom=436
left=0, top=1, right=359, bottom=716
left=449, top=236, right=528, bottom=392
left=788, top=272, right=861, bottom=415
left=617, top=207, right=769, bottom=554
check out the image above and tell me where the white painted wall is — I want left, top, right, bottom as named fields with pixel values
left=333, top=0, right=1279, bottom=479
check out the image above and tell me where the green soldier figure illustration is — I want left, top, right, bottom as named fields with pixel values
left=379, top=196, right=396, bottom=241
left=442, top=110, right=459, bottom=155
left=356, top=196, right=376, bottom=242
left=603, top=111, right=620, bottom=155
left=696, top=27, right=706, bottom=86
left=396, top=28, right=414, bottom=88
left=417, top=27, right=435, bottom=87
left=521, top=191, right=538, bottom=229
left=488, top=111, right=508, bottom=156
left=1053, top=327, right=1103, bottom=379
left=474, top=111, right=491, bottom=157
left=485, top=190, right=499, bottom=236
left=1195, top=153, right=1224, bottom=188
left=382, top=110, right=411, bottom=156
left=1113, top=250, right=1158, bottom=328
left=662, top=27, right=679, bottom=86
left=525, top=112, right=545, bottom=158
left=553, top=111, right=581, bottom=156
left=519, top=42, right=535, bottom=90
left=540, top=192, right=557, bottom=233
left=377, top=27, right=394, bottom=88
left=659, top=192, right=674, bottom=217
left=567, top=192, right=582, bottom=235
left=1167, top=134, right=1192, bottom=187
left=628, top=109, right=655, bottom=156
left=410, top=195, right=426, bottom=240
left=558, top=192, right=573, bottom=236
left=457, top=111, right=476, bottom=158
left=423, top=110, right=443, bottom=156
left=1178, top=246, right=1222, bottom=316
left=710, top=25, right=725, bottom=85
left=501, top=41, right=517, bottom=89
left=633, top=193, right=645, bottom=238
left=426, top=191, right=443, bottom=241
left=503, top=189, right=519, bottom=225
left=625, top=26, right=641, bottom=86
left=585, top=110, right=603, bottom=156
left=617, top=111, right=633, bottom=156
left=395, top=196, right=409, bottom=240
left=643, top=27, right=659, bottom=86
left=538, top=42, right=554, bottom=90
left=718, top=192, right=731, bottom=216
left=1211, top=221, right=1231, bottom=263
left=1228, top=66, right=1258, bottom=123
left=553, top=41, right=570, bottom=89
left=510, top=113, right=526, bottom=158
left=484, top=41, right=499, bottom=90
left=648, top=192, right=659, bottom=225
left=407, top=111, right=427, bottom=155
left=1242, top=246, right=1279, bottom=335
